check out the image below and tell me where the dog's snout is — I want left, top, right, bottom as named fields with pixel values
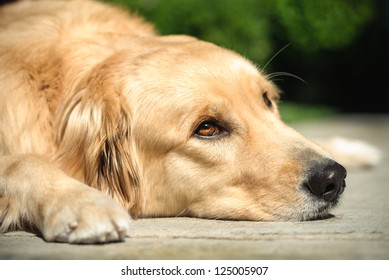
left=304, top=161, right=347, bottom=202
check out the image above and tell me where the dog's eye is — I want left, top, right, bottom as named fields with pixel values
left=194, top=121, right=227, bottom=139
left=262, top=91, right=272, bottom=109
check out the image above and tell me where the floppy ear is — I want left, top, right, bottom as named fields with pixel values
left=55, top=84, right=141, bottom=218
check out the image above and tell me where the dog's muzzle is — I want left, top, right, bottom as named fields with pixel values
left=304, top=160, right=347, bottom=202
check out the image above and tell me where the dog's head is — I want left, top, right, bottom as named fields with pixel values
left=58, top=36, right=346, bottom=221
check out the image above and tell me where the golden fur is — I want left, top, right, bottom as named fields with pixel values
left=0, top=0, right=348, bottom=243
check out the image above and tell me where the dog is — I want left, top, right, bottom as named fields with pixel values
left=0, top=0, right=355, bottom=243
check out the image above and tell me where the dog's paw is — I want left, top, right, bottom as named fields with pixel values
left=317, top=136, right=382, bottom=168
left=41, top=181, right=131, bottom=244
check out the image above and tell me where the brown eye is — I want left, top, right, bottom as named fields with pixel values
left=194, top=121, right=227, bottom=139
left=262, top=91, right=272, bottom=108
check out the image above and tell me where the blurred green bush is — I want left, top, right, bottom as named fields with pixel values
left=106, top=0, right=373, bottom=66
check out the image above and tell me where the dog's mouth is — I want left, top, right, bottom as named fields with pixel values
left=307, top=203, right=338, bottom=221
left=295, top=190, right=345, bottom=221
left=281, top=179, right=346, bottom=222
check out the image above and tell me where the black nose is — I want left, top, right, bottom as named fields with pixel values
left=304, top=161, right=347, bottom=202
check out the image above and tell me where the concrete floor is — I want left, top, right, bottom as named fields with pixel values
left=0, top=115, right=388, bottom=259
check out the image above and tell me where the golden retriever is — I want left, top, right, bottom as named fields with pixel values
left=0, top=0, right=349, bottom=243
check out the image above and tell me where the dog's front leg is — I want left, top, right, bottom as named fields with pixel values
left=0, top=155, right=131, bottom=243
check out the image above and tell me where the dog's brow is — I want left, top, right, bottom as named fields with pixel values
left=230, top=58, right=258, bottom=75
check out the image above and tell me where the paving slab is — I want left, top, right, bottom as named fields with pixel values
left=0, top=115, right=388, bottom=259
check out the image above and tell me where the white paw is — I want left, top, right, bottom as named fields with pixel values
left=41, top=182, right=131, bottom=244
left=318, top=136, right=382, bottom=168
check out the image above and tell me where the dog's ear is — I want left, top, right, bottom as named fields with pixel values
left=56, top=83, right=141, bottom=218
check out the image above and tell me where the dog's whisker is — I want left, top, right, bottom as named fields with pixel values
left=267, top=71, right=309, bottom=86
left=175, top=209, right=187, bottom=218
left=262, top=43, right=290, bottom=72
left=269, top=78, right=285, bottom=83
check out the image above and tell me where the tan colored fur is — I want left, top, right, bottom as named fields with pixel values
left=0, top=0, right=346, bottom=243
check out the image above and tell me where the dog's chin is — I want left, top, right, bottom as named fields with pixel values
left=286, top=187, right=344, bottom=221
left=297, top=209, right=335, bottom=221
left=276, top=198, right=341, bottom=222
left=306, top=212, right=336, bottom=221
left=297, top=201, right=340, bottom=221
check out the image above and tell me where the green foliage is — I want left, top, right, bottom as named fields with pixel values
left=272, top=0, right=374, bottom=53
left=107, top=0, right=273, bottom=65
left=278, top=102, right=337, bottom=123
left=106, top=0, right=374, bottom=65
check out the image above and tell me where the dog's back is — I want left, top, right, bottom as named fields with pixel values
left=0, top=0, right=154, bottom=155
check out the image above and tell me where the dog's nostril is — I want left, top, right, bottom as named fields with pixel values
left=324, top=183, right=336, bottom=194
left=305, top=161, right=347, bottom=202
